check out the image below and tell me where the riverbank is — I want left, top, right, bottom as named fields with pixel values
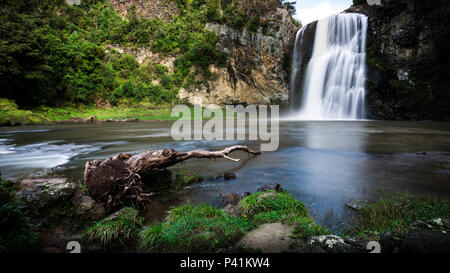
left=0, top=98, right=177, bottom=126
left=1, top=172, right=448, bottom=253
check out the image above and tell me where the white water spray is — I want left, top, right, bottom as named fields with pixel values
left=295, top=13, right=368, bottom=120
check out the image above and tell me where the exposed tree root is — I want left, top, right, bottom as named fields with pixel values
left=83, top=145, right=260, bottom=210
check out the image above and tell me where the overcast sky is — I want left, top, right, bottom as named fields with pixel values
left=294, top=0, right=353, bottom=25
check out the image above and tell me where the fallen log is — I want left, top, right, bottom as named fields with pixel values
left=69, top=115, right=96, bottom=123
left=83, top=145, right=260, bottom=210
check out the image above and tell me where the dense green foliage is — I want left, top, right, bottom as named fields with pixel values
left=0, top=174, right=40, bottom=253
left=84, top=207, right=144, bottom=247
left=348, top=193, right=450, bottom=239
left=0, top=0, right=227, bottom=108
left=0, top=0, right=295, bottom=116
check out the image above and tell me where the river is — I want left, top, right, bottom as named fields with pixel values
left=1, top=120, right=449, bottom=231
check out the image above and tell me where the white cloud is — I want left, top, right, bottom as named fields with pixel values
left=295, top=2, right=350, bottom=25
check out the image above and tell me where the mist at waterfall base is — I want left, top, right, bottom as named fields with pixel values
left=288, top=13, right=368, bottom=121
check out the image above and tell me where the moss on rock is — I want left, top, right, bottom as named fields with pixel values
left=174, top=170, right=204, bottom=190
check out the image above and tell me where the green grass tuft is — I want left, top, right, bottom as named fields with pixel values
left=239, top=190, right=309, bottom=218
left=139, top=204, right=252, bottom=253
left=348, top=193, right=450, bottom=239
left=84, top=207, right=144, bottom=248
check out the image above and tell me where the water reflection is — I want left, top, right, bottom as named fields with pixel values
left=0, top=121, right=449, bottom=230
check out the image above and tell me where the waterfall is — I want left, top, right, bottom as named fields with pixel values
left=289, top=25, right=307, bottom=112
left=294, top=13, right=368, bottom=120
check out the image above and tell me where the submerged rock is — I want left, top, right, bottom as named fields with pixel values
left=257, top=183, right=284, bottom=193
left=345, top=199, right=370, bottom=211
left=219, top=192, right=241, bottom=206
left=223, top=172, right=236, bottom=180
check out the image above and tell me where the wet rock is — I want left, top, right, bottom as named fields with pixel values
left=300, top=235, right=365, bottom=253
left=223, top=172, right=236, bottom=180
left=345, top=199, right=370, bottom=211
left=222, top=204, right=241, bottom=218
left=17, top=177, right=77, bottom=213
left=257, top=183, right=284, bottom=192
left=380, top=218, right=450, bottom=253
left=219, top=192, right=241, bottom=206
left=241, top=192, right=252, bottom=198
left=71, top=193, right=105, bottom=220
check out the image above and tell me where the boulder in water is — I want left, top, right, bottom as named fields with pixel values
left=219, top=192, right=241, bottom=206
left=257, top=183, right=284, bottom=193
left=345, top=199, right=370, bottom=211
left=224, top=171, right=236, bottom=180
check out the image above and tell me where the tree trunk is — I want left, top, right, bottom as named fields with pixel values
left=83, top=145, right=260, bottom=210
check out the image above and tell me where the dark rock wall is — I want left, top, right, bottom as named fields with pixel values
left=289, top=21, right=317, bottom=110
left=348, top=0, right=450, bottom=121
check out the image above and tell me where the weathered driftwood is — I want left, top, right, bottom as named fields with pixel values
left=69, top=115, right=96, bottom=123
left=83, top=145, right=260, bottom=209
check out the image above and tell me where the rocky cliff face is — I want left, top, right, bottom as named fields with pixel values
left=110, top=0, right=178, bottom=22
left=177, top=8, right=297, bottom=106
left=348, top=0, right=450, bottom=120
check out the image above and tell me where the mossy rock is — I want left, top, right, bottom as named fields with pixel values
left=238, top=190, right=309, bottom=218
left=174, top=170, right=204, bottom=190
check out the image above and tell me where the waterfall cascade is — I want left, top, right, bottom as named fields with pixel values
left=289, top=25, right=307, bottom=112
left=291, top=13, right=368, bottom=120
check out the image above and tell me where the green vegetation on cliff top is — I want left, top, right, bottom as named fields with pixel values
left=0, top=0, right=296, bottom=126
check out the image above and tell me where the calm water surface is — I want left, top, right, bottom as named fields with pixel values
left=1, top=121, right=449, bottom=230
